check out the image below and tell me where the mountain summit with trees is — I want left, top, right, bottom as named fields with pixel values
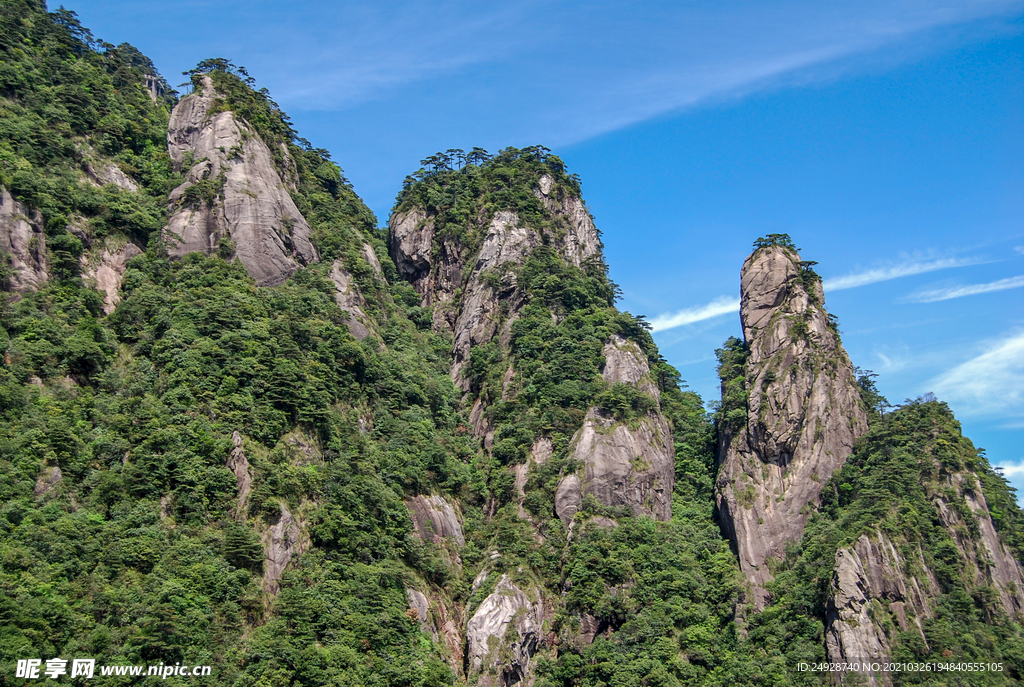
left=2, top=3, right=1024, bottom=685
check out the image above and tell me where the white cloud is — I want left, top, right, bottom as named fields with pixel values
left=650, top=296, right=739, bottom=332
left=932, top=330, right=1024, bottom=419
left=906, top=274, right=1024, bottom=302
left=995, top=462, right=1024, bottom=477
left=823, top=256, right=980, bottom=291
left=1015, top=246, right=1024, bottom=255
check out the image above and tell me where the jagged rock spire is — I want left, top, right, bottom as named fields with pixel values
left=716, top=241, right=868, bottom=609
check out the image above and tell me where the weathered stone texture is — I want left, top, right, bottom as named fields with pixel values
left=0, top=189, right=48, bottom=291
left=165, top=75, right=317, bottom=286
left=716, top=245, right=868, bottom=609
left=467, top=574, right=542, bottom=687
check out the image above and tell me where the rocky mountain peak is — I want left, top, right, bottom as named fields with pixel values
left=716, top=239, right=868, bottom=609
left=163, top=75, right=318, bottom=286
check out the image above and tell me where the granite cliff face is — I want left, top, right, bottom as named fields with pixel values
left=164, top=75, right=318, bottom=286
left=389, top=173, right=672, bottom=525
left=716, top=244, right=869, bottom=609
left=556, top=336, right=674, bottom=524
left=389, top=174, right=600, bottom=387
left=0, top=189, right=48, bottom=292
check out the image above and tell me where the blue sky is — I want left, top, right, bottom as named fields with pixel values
left=70, top=1, right=1024, bottom=492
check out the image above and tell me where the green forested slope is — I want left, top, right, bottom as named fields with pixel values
left=3, top=4, right=1024, bottom=687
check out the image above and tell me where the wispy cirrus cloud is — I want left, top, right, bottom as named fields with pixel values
left=822, top=256, right=982, bottom=291
left=651, top=254, right=982, bottom=333
left=905, top=274, right=1024, bottom=303
left=650, top=296, right=739, bottom=332
left=932, top=330, right=1024, bottom=419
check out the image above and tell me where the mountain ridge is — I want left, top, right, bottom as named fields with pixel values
left=2, top=4, right=1023, bottom=685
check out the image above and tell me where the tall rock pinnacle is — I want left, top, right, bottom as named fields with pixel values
left=164, top=75, right=318, bottom=286
left=716, top=239, right=868, bottom=609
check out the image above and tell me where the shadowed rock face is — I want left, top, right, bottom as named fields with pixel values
left=262, top=502, right=308, bottom=595
left=825, top=532, right=936, bottom=687
left=406, top=494, right=466, bottom=547
left=825, top=469, right=1024, bottom=680
left=165, top=75, right=318, bottom=286
left=227, top=431, right=253, bottom=519
left=0, top=189, right=48, bottom=291
left=329, top=260, right=372, bottom=340
left=716, top=245, right=868, bottom=609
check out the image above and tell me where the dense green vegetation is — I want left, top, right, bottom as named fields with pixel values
left=3, top=5, right=1024, bottom=687
left=758, top=400, right=1024, bottom=684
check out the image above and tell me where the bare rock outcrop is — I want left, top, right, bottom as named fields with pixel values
left=449, top=211, right=539, bottom=386
left=227, top=431, right=253, bottom=519
left=262, top=502, right=308, bottom=594
left=533, top=173, right=601, bottom=267
left=165, top=75, right=317, bottom=286
left=825, top=532, right=937, bottom=685
left=387, top=177, right=603, bottom=389
left=716, top=244, right=868, bottom=609
left=85, top=159, right=139, bottom=192
left=0, top=189, right=48, bottom=292
left=406, top=494, right=466, bottom=547
left=81, top=240, right=143, bottom=313
left=34, top=465, right=62, bottom=497
left=467, top=574, right=542, bottom=687
left=329, top=260, right=371, bottom=340
left=933, top=472, right=1024, bottom=617
left=557, top=336, right=674, bottom=523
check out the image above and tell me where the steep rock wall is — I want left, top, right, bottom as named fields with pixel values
left=165, top=75, right=317, bottom=286
left=387, top=173, right=601, bottom=390
left=716, top=245, right=868, bottom=608
left=466, top=574, right=543, bottom=687
left=556, top=336, right=674, bottom=523
left=0, top=189, right=48, bottom=292
left=825, top=531, right=937, bottom=685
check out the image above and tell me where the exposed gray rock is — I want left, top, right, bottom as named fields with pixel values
left=467, top=574, right=541, bottom=687
left=329, top=260, right=371, bottom=340
left=85, top=160, right=139, bottom=192
left=533, top=184, right=601, bottom=268
left=566, top=336, right=674, bottom=522
left=825, top=532, right=937, bottom=686
left=262, top=502, right=307, bottom=594
left=227, top=431, right=253, bottom=519
left=0, top=189, right=48, bottom=292
left=602, top=335, right=658, bottom=398
left=407, top=588, right=432, bottom=634
left=825, top=544, right=893, bottom=687
left=934, top=472, right=1024, bottom=618
left=361, top=242, right=385, bottom=280
left=537, top=174, right=554, bottom=197
left=34, top=465, right=62, bottom=497
left=81, top=240, right=143, bottom=313
left=554, top=474, right=582, bottom=526
left=406, top=494, right=465, bottom=547
left=570, top=407, right=673, bottom=521
left=388, top=208, right=435, bottom=286
left=450, top=211, right=539, bottom=387
left=716, top=245, right=868, bottom=609
left=530, top=438, right=552, bottom=465
left=389, top=184, right=602, bottom=387
left=165, top=75, right=317, bottom=286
